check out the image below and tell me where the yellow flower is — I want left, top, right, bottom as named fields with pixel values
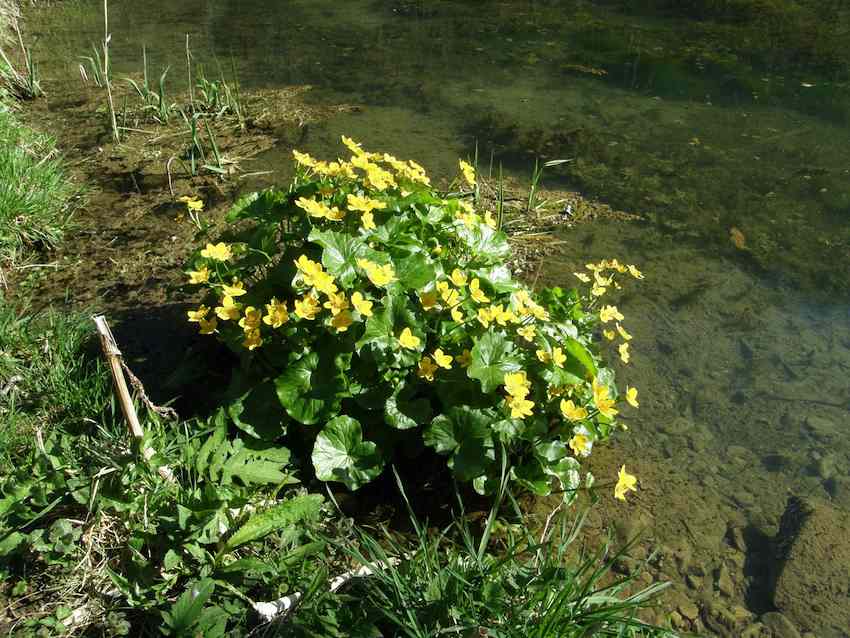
left=188, top=267, right=210, bottom=284
left=398, top=327, right=420, bottom=350
left=313, top=271, right=339, bottom=296
left=619, top=342, right=631, bottom=364
left=263, top=297, right=289, bottom=328
left=568, top=430, right=593, bottom=458
left=361, top=210, right=376, bottom=230
left=187, top=305, right=209, bottom=323
left=351, top=292, right=373, bottom=317
left=294, top=294, right=321, bottom=320
left=457, top=211, right=479, bottom=228
left=560, top=399, right=588, bottom=421
left=517, top=325, right=536, bottom=342
left=198, top=317, right=217, bottom=335
left=573, top=272, right=590, bottom=283
left=331, top=309, right=354, bottom=332
left=295, top=197, right=331, bottom=219
left=469, top=278, right=489, bottom=304
left=456, top=349, right=472, bottom=368
left=459, top=159, right=476, bottom=186
left=215, top=296, right=242, bottom=321
left=504, top=371, right=531, bottom=399
left=200, top=242, right=232, bottom=261
left=536, top=349, right=551, bottom=364
left=603, top=329, right=616, bottom=341
left=347, top=193, right=386, bottom=213
left=239, top=306, right=263, bottom=332
left=222, top=278, right=247, bottom=298
left=477, top=306, right=493, bottom=328
left=417, top=356, right=439, bottom=381
left=625, top=386, right=639, bottom=408
left=490, top=304, right=516, bottom=326
left=292, top=149, right=317, bottom=167
left=592, top=378, right=619, bottom=419
left=294, top=255, right=326, bottom=287
left=627, top=264, right=644, bottom=279
left=358, top=259, right=396, bottom=287
left=178, top=195, right=204, bottom=212
left=433, top=349, right=453, bottom=369
left=341, top=135, right=366, bottom=157
left=586, top=262, right=603, bottom=272
left=591, top=283, right=607, bottom=297
left=450, top=269, right=468, bottom=287
left=420, top=290, right=438, bottom=311
left=365, top=165, right=396, bottom=191
left=323, top=291, right=349, bottom=316
left=484, top=210, right=498, bottom=229
left=451, top=307, right=464, bottom=322
left=614, top=465, right=637, bottom=501
left=552, top=347, right=566, bottom=368
left=616, top=323, right=632, bottom=341
left=242, top=329, right=263, bottom=351
left=599, top=305, right=624, bottom=323
left=506, top=394, right=534, bottom=419
left=324, top=206, right=345, bottom=221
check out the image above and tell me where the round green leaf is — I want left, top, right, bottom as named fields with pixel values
left=228, top=381, right=287, bottom=440
left=308, top=229, right=368, bottom=287
left=467, top=331, right=522, bottom=394
left=312, top=416, right=384, bottom=490
left=274, top=352, right=343, bottom=425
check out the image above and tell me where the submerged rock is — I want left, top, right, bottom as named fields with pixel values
left=804, top=415, right=840, bottom=442
left=772, top=497, right=850, bottom=637
left=760, top=612, right=801, bottom=638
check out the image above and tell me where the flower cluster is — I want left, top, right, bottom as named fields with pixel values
left=183, top=137, right=642, bottom=501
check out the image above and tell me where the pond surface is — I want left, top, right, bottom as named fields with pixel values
left=28, top=0, right=850, bottom=634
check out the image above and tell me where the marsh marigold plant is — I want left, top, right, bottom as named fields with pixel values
left=184, top=136, right=641, bottom=501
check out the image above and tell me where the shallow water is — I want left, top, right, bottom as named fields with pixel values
left=28, top=0, right=850, bottom=633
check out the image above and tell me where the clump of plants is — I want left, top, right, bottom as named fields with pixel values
left=184, top=136, right=643, bottom=501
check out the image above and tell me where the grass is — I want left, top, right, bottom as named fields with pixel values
left=282, top=470, right=676, bottom=637
left=0, top=301, right=110, bottom=472
left=0, top=100, right=75, bottom=266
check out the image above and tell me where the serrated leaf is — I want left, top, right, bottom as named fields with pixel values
left=220, top=441, right=292, bottom=486
left=312, top=416, right=384, bottom=490
left=467, top=331, right=522, bottom=393
left=195, top=416, right=227, bottom=477
left=224, top=494, right=323, bottom=551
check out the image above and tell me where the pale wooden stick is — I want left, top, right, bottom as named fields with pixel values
left=92, top=315, right=175, bottom=482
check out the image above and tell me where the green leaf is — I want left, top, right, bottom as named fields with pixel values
left=355, top=294, right=423, bottom=367
left=308, top=229, right=369, bottom=287
left=457, top=222, right=511, bottom=264
left=0, top=532, right=24, bottom=556
left=195, top=415, right=227, bottom=477
left=467, top=331, right=522, bottom=393
left=224, top=494, right=324, bottom=551
left=562, top=337, right=597, bottom=378
left=275, top=351, right=344, bottom=425
left=227, top=381, right=287, bottom=440
left=312, top=416, right=384, bottom=490
left=220, top=441, right=293, bottom=486
left=163, top=578, right=215, bottom=636
left=423, top=407, right=495, bottom=481
left=385, top=385, right=432, bottom=430
left=392, top=253, right=436, bottom=291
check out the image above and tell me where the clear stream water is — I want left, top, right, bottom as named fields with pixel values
left=28, top=0, right=850, bottom=632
